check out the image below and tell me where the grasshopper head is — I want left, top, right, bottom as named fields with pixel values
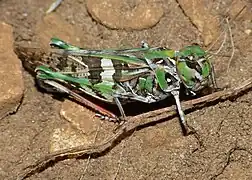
left=176, top=45, right=213, bottom=93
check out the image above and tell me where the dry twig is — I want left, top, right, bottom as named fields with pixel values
left=112, top=141, right=125, bottom=180
left=79, top=122, right=100, bottom=180
left=226, top=18, right=235, bottom=73
left=17, top=78, right=252, bottom=180
left=46, top=0, right=63, bottom=14
left=210, top=31, right=227, bottom=55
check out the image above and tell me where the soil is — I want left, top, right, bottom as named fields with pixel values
left=0, top=0, right=252, bottom=180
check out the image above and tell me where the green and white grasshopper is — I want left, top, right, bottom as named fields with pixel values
left=35, top=38, right=216, bottom=134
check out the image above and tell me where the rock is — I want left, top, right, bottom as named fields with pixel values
left=0, top=22, right=24, bottom=119
left=50, top=124, right=91, bottom=152
left=244, top=29, right=251, bottom=35
left=36, top=14, right=82, bottom=49
left=227, top=1, right=252, bottom=55
left=227, top=0, right=250, bottom=20
left=60, top=100, right=100, bottom=136
left=86, top=0, right=163, bottom=30
left=177, top=0, right=221, bottom=46
left=51, top=100, right=100, bottom=152
left=51, top=99, right=115, bottom=152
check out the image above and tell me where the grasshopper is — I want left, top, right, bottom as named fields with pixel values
left=33, top=38, right=216, bottom=134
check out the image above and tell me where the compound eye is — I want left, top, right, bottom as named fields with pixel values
left=165, top=73, right=177, bottom=86
left=188, top=56, right=193, bottom=61
left=156, top=59, right=164, bottom=64
left=166, top=78, right=171, bottom=83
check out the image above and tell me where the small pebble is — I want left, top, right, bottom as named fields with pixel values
left=244, top=29, right=251, bottom=35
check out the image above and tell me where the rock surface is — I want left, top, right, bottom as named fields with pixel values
left=36, top=14, right=82, bottom=49
left=0, top=22, right=24, bottom=119
left=86, top=0, right=163, bottom=30
left=60, top=100, right=100, bottom=136
left=177, top=0, right=221, bottom=46
left=1, top=1, right=252, bottom=179
left=50, top=124, right=93, bottom=152
left=50, top=99, right=115, bottom=152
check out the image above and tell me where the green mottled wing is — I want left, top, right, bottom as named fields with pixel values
left=49, top=38, right=175, bottom=83
left=50, top=38, right=176, bottom=66
left=36, top=65, right=116, bottom=103
left=45, top=38, right=180, bottom=99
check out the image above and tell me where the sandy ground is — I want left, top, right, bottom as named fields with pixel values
left=0, top=0, right=251, bottom=180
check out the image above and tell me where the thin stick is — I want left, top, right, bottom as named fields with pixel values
left=112, top=123, right=137, bottom=180
left=112, top=141, right=125, bottom=180
left=226, top=18, right=235, bottom=73
left=46, top=0, right=63, bottom=14
left=207, top=30, right=226, bottom=52
left=17, top=78, right=252, bottom=180
left=210, top=31, right=227, bottom=55
left=206, top=5, right=246, bottom=52
left=79, top=123, right=100, bottom=180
